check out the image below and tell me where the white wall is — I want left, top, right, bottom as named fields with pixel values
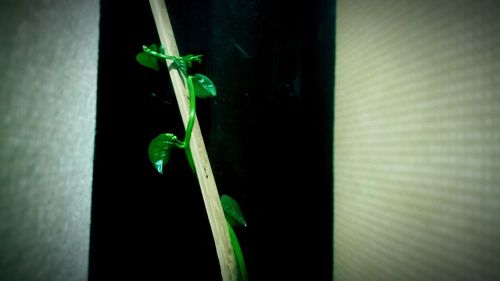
left=0, top=1, right=99, bottom=280
left=335, top=1, right=500, bottom=280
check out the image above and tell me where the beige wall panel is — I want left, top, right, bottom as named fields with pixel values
left=334, top=1, right=500, bottom=280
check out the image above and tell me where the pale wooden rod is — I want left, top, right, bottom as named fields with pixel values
left=148, top=1, right=239, bottom=280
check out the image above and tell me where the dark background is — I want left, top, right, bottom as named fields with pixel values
left=90, top=0, right=334, bottom=280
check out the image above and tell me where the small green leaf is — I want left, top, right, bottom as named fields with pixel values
left=172, top=54, right=203, bottom=76
left=221, top=195, right=247, bottom=227
left=136, top=44, right=160, bottom=71
left=148, top=44, right=159, bottom=52
left=158, top=45, right=166, bottom=54
left=182, top=54, right=203, bottom=68
left=192, top=73, right=217, bottom=98
left=136, top=53, right=159, bottom=71
left=172, top=57, right=188, bottom=76
left=148, top=133, right=183, bottom=174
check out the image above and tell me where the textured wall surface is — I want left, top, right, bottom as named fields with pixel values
left=334, top=1, right=500, bottom=280
left=0, top=1, right=99, bottom=280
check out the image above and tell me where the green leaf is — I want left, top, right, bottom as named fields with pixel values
left=221, top=195, right=247, bottom=227
left=172, top=54, right=203, bottom=76
left=148, top=133, right=183, bottom=174
left=136, top=44, right=160, bottom=71
left=182, top=54, right=203, bottom=68
left=192, top=73, right=217, bottom=98
left=172, top=57, right=188, bottom=76
left=159, top=45, right=166, bottom=54
left=148, top=44, right=159, bottom=52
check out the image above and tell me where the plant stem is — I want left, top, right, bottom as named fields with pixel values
left=184, top=75, right=196, bottom=173
left=142, top=45, right=177, bottom=61
left=227, top=222, right=248, bottom=281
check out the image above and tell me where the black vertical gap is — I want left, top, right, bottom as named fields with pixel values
left=90, top=1, right=334, bottom=280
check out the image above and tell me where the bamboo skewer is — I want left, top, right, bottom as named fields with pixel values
left=148, top=1, right=239, bottom=280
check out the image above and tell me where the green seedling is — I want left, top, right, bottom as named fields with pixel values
left=221, top=195, right=248, bottom=281
left=137, top=44, right=248, bottom=281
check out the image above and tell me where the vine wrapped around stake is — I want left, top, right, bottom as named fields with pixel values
left=138, top=44, right=215, bottom=173
left=137, top=44, right=248, bottom=281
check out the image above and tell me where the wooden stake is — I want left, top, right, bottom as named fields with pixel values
left=148, top=1, right=239, bottom=280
